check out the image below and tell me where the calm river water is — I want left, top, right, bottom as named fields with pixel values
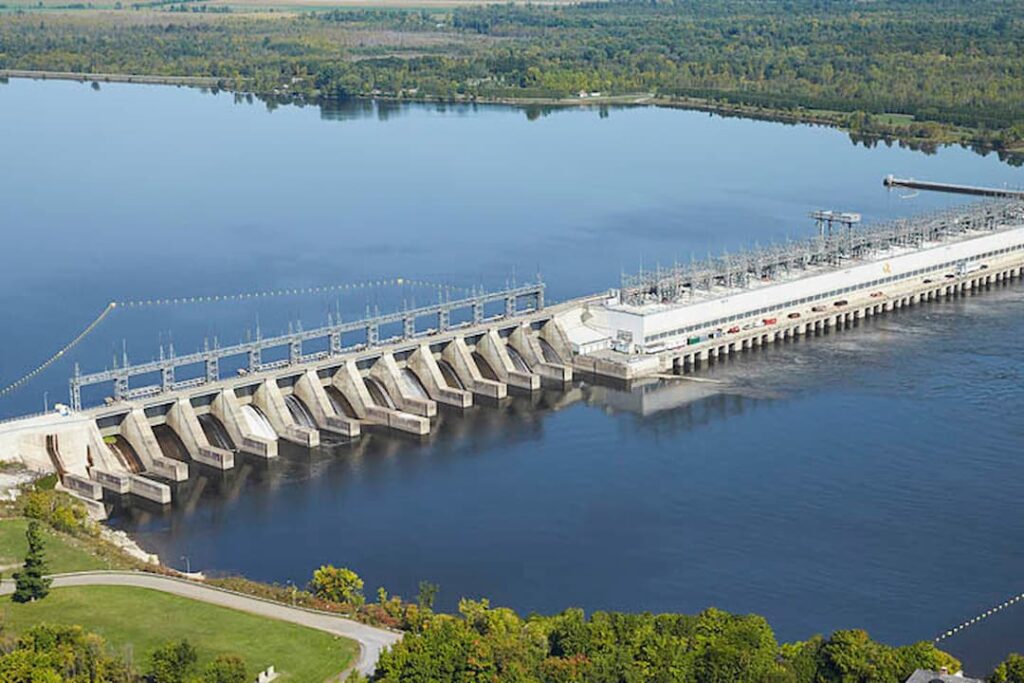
left=2, top=78, right=1023, bottom=672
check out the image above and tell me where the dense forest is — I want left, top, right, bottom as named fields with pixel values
left=1, top=0, right=1023, bottom=152
left=366, top=600, right=969, bottom=682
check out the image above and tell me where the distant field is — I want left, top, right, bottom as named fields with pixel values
left=1, top=586, right=358, bottom=681
left=0, top=0, right=580, bottom=9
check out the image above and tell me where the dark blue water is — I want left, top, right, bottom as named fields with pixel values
left=2, top=79, right=1023, bottom=672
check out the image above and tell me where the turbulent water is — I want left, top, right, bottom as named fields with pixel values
left=1, top=79, right=1023, bottom=673
left=284, top=394, right=316, bottom=429
left=241, top=405, right=276, bottom=440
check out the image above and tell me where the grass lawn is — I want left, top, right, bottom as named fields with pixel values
left=0, top=586, right=357, bottom=681
left=0, top=518, right=111, bottom=574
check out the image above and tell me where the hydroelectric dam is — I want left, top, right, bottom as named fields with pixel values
left=1, top=198, right=1023, bottom=507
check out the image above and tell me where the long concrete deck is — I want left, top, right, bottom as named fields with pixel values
left=1, top=202, right=1021, bottom=508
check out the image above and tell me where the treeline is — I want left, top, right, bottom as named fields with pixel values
left=0, top=625, right=248, bottom=683
left=368, top=599, right=970, bottom=683
left=0, top=1, right=1021, bottom=148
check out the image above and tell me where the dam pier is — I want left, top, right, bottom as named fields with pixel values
left=1, top=199, right=1023, bottom=507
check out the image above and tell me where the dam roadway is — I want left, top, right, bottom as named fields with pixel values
left=0, top=200, right=1023, bottom=508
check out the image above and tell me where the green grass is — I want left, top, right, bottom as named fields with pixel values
left=0, top=586, right=358, bottom=680
left=0, top=518, right=109, bottom=574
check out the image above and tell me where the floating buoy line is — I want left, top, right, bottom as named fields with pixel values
left=0, top=277, right=470, bottom=400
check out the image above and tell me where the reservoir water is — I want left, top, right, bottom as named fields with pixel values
left=2, top=78, right=1023, bottom=671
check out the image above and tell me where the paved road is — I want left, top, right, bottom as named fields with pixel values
left=0, top=571, right=401, bottom=677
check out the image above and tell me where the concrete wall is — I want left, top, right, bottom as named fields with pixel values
left=331, top=362, right=372, bottom=419
left=166, top=399, right=233, bottom=470
left=509, top=325, right=572, bottom=384
left=331, top=361, right=429, bottom=436
left=121, top=409, right=188, bottom=482
left=369, top=354, right=436, bottom=418
left=442, top=337, right=506, bottom=400
left=477, top=329, right=540, bottom=391
left=254, top=380, right=319, bottom=448
left=211, top=390, right=277, bottom=458
left=407, top=345, right=472, bottom=408
left=294, top=370, right=360, bottom=438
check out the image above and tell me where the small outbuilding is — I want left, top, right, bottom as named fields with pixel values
left=904, top=669, right=984, bottom=683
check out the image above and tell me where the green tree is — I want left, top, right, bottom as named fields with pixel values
left=147, top=639, right=199, bottom=683
left=992, top=653, right=1024, bottom=683
left=416, top=581, right=439, bottom=611
left=12, top=520, right=52, bottom=603
left=0, top=624, right=134, bottom=682
left=311, top=565, right=364, bottom=606
left=200, top=654, right=247, bottom=683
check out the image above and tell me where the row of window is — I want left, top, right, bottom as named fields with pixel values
left=643, top=242, right=1024, bottom=345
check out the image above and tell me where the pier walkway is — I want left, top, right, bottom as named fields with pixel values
left=884, top=175, right=1024, bottom=198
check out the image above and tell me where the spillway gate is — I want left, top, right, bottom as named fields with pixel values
left=70, top=283, right=545, bottom=411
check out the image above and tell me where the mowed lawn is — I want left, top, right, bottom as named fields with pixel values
left=1, top=586, right=358, bottom=681
left=0, top=518, right=109, bottom=573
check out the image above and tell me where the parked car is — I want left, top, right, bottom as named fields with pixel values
left=834, top=299, right=848, bottom=307
left=870, top=291, right=884, bottom=298
left=787, top=312, right=801, bottom=319
left=811, top=305, right=827, bottom=312
left=763, top=317, right=777, bottom=325
left=727, top=326, right=740, bottom=334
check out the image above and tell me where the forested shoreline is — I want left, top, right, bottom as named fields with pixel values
left=1, top=0, right=1023, bottom=159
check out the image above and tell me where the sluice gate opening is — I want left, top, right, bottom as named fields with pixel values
left=45, top=434, right=66, bottom=477
left=472, top=352, right=499, bottom=382
left=198, top=413, right=235, bottom=451
left=109, top=435, right=144, bottom=474
left=538, top=338, right=563, bottom=364
left=506, top=344, right=531, bottom=373
left=242, top=405, right=276, bottom=440
left=153, top=424, right=190, bottom=462
left=401, top=368, right=430, bottom=400
left=325, top=386, right=358, bottom=419
left=437, top=360, right=464, bottom=390
left=284, top=394, right=316, bottom=429
left=365, top=377, right=396, bottom=410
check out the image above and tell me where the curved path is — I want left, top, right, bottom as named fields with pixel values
left=0, top=571, right=401, bottom=677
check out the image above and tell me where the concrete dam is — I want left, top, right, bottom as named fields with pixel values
left=1, top=199, right=1023, bottom=507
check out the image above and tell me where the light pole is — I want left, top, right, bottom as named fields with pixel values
left=43, top=391, right=48, bottom=413
left=180, top=555, right=191, bottom=574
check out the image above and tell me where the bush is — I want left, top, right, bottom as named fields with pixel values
left=201, top=654, right=248, bottom=683
left=148, top=639, right=198, bottom=683
left=21, top=490, right=92, bottom=536
left=311, top=565, right=364, bottom=607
